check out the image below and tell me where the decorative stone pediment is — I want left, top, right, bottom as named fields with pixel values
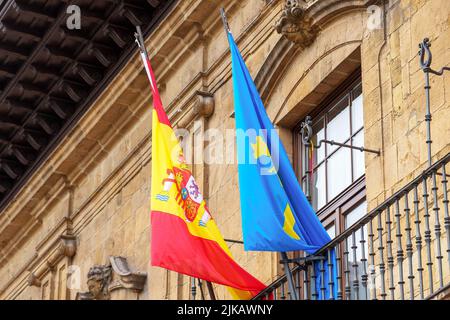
left=275, top=0, right=376, bottom=48
left=275, top=0, right=319, bottom=48
left=77, top=256, right=147, bottom=300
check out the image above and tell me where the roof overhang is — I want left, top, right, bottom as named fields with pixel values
left=0, top=0, right=176, bottom=213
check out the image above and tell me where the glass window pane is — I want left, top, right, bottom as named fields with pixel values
left=352, top=130, right=365, bottom=180
left=352, top=84, right=364, bottom=133
left=345, top=201, right=368, bottom=229
left=326, top=223, right=336, bottom=239
left=313, top=164, right=326, bottom=210
left=314, top=128, right=325, bottom=164
left=327, top=96, right=350, bottom=154
left=327, top=147, right=351, bottom=201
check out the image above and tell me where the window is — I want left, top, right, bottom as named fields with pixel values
left=295, top=73, right=367, bottom=238
left=299, top=79, right=364, bottom=212
left=294, top=72, right=368, bottom=300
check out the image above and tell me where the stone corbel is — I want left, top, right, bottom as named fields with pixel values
left=77, top=256, right=147, bottom=300
left=27, top=234, right=77, bottom=287
left=47, top=235, right=77, bottom=267
left=27, top=273, right=42, bottom=287
left=275, top=0, right=320, bottom=48
left=176, top=91, right=215, bottom=128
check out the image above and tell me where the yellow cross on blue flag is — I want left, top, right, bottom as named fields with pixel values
left=226, top=32, right=330, bottom=253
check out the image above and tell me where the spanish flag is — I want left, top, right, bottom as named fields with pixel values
left=137, top=43, right=267, bottom=300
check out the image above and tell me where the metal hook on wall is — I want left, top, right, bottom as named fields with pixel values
left=300, top=117, right=381, bottom=156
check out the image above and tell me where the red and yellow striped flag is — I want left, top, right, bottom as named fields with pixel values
left=138, top=49, right=267, bottom=299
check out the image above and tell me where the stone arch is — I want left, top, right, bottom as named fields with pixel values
left=254, top=0, right=375, bottom=128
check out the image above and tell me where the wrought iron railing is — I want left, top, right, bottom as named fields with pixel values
left=254, top=153, right=450, bottom=300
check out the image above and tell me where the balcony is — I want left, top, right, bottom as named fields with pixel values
left=254, top=153, right=450, bottom=300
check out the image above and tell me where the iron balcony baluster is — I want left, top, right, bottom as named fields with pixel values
left=368, top=218, right=377, bottom=300
left=335, top=245, right=343, bottom=300
left=343, top=237, right=351, bottom=300
left=386, top=206, right=395, bottom=299
left=395, top=199, right=405, bottom=300
left=327, top=249, right=335, bottom=300
left=413, top=184, right=425, bottom=299
left=280, top=280, right=286, bottom=300
left=422, top=176, right=434, bottom=294
left=431, top=169, right=444, bottom=289
left=377, top=211, right=387, bottom=300
left=320, top=256, right=326, bottom=298
left=404, top=192, right=415, bottom=300
left=294, top=271, right=302, bottom=297
left=303, top=262, right=310, bottom=300
left=191, top=277, right=197, bottom=300
left=441, top=164, right=450, bottom=266
left=351, top=230, right=359, bottom=300
left=311, top=260, right=318, bottom=300
left=360, top=226, right=368, bottom=299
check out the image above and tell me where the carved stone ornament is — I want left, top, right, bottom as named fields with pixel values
left=77, top=256, right=147, bottom=300
left=275, top=0, right=319, bottom=48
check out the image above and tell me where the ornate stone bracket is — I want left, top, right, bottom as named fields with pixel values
left=28, top=235, right=77, bottom=287
left=176, top=91, right=215, bottom=128
left=77, top=256, right=147, bottom=300
left=275, top=0, right=319, bottom=48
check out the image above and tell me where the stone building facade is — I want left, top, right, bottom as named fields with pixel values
left=0, top=0, right=449, bottom=300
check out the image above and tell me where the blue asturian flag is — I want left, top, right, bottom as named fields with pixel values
left=227, top=32, right=330, bottom=252
left=226, top=30, right=337, bottom=300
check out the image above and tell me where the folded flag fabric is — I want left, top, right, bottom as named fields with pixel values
left=138, top=47, right=267, bottom=300
left=226, top=29, right=337, bottom=299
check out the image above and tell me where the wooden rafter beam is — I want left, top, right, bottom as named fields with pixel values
left=0, top=160, right=23, bottom=180
left=13, top=0, right=58, bottom=21
left=0, top=44, right=29, bottom=60
left=147, top=0, right=161, bottom=7
left=0, top=20, right=44, bottom=41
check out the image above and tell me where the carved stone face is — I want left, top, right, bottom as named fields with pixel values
left=86, top=265, right=111, bottom=300
left=87, top=277, right=103, bottom=299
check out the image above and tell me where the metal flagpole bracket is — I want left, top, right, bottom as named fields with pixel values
left=220, top=8, right=231, bottom=34
left=280, top=254, right=326, bottom=270
left=418, top=37, right=450, bottom=166
left=419, top=38, right=450, bottom=76
left=224, top=238, right=244, bottom=245
left=300, top=116, right=381, bottom=156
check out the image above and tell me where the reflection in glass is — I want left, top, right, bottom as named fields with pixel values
left=352, top=96, right=363, bottom=133
left=327, top=97, right=350, bottom=154
left=326, top=223, right=336, bottom=239
left=314, top=127, right=325, bottom=164
left=313, top=164, right=326, bottom=210
left=327, top=147, right=351, bottom=201
left=352, top=130, right=365, bottom=179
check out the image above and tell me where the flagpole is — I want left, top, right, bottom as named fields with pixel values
left=135, top=25, right=220, bottom=301
left=281, top=252, right=299, bottom=300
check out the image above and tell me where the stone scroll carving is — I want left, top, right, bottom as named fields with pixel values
left=275, top=0, right=319, bottom=48
left=77, top=256, right=147, bottom=300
